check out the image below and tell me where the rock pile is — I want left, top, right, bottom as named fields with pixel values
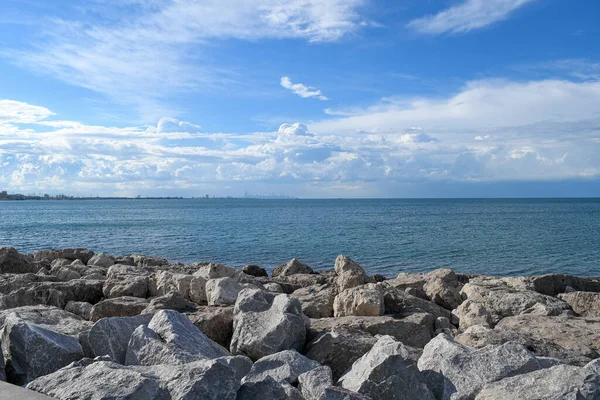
left=1, top=246, right=600, bottom=399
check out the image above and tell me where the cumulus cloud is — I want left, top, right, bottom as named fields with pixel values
left=408, top=0, right=536, bottom=35
left=280, top=77, right=329, bottom=100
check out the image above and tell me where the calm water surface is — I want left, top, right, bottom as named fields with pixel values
left=1, top=198, right=599, bottom=276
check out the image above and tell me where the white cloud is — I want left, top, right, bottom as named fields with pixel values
left=280, top=77, right=329, bottom=100
left=408, top=0, right=536, bottom=35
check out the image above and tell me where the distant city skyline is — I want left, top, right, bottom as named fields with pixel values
left=1, top=1, right=600, bottom=198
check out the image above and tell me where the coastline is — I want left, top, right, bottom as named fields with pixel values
left=1, top=246, right=600, bottom=398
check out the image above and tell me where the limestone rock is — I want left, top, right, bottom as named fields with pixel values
left=388, top=272, right=427, bottom=292
left=195, top=263, right=241, bottom=280
left=142, top=292, right=196, bottom=314
left=298, top=366, right=333, bottom=400
left=293, top=284, right=335, bottom=318
left=230, top=288, right=306, bottom=361
left=187, top=306, right=234, bottom=347
left=2, top=314, right=84, bottom=385
left=382, top=285, right=456, bottom=323
left=88, top=314, right=153, bottom=363
left=103, top=274, right=149, bottom=298
left=264, top=282, right=284, bottom=293
left=339, top=336, right=434, bottom=400
left=206, top=277, right=244, bottom=306
left=52, top=266, right=81, bottom=281
left=65, top=301, right=93, bottom=320
left=558, top=291, right=600, bottom=317
left=334, top=255, right=368, bottom=291
left=149, top=270, right=193, bottom=299
left=87, top=253, right=115, bottom=268
left=189, top=275, right=208, bottom=305
left=272, top=258, right=314, bottom=277
left=55, top=248, right=95, bottom=264
left=475, top=363, right=600, bottom=399
left=133, top=254, right=168, bottom=268
left=90, top=296, right=149, bottom=321
left=243, top=265, right=268, bottom=277
left=417, top=334, right=559, bottom=400
left=125, top=310, right=230, bottom=366
left=242, top=350, right=321, bottom=385
left=333, top=284, right=384, bottom=317
left=0, top=305, right=91, bottom=335
left=423, top=269, right=463, bottom=310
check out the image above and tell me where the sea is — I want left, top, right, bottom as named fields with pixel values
left=1, top=198, right=599, bottom=277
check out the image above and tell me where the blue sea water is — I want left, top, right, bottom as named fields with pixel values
left=0, top=198, right=599, bottom=277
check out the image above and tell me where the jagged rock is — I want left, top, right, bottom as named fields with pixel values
left=456, top=277, right=572, bottom=328
left=264, top=282, right=284, bottom=292
left=243, top=350, right=321, bottom=384
left=103, top=275, right=149, bottom=298
left=274, top=273, right=329, bottom=288
left=143, top=292, right=196, bottom=314
left=2, top=314, right=84, bottom=384
left=388, top=272, right=427, bottom=291
left=107, top=264, right=151, bottom=279
left=195, top=263, right=241, bottom=280
left=417, top=334, right=561, bottom=400
left=494, top=314, right=600, bottom=361
left=33, top=249, right=57, bottom=262
left=87, top=314, right=153, bottom=363
left=125, top=310, right=230, bottom=366
left=189, top=275, right=208, bottom=304
left=243, top=265, right=268, bottom=277
left=0, top=247, right=37, bottom=274
left=0, top=305, right=91, bottom=335
left=52, top=266, right=81, bottom=281
left=230, top=288, right=306, bottom=361
left=320, top=387, right=372, bottom=400
left=0, top=347, right=5, bottom=381
left=55, top=248, right=95, bottom=264
left=454, top=299, right=494, bottom=328
left=90, top=296, right=149, bottom=321
left=50, top=258, right=72, bottom=269
left=65, top=301, right=93, bottom=320
left=558, top=291, right=600, bottom=317
left=339, top=335, right=434, bottom=400
left=382, top=285, right=457, bottom=323
left=334, top=255, right=368, bottom=291
left=423, top=269, right=463, bottom=310
left=87, top=253, right=115, bottom=268
left=475, top=362, right=600, bottom=399
left=272, top=258, right=314, bottom=277
left=206, top=277, right=244, bottom=306
left=298, top=366, right=333, bottom=400
left=133, top=254, right=168, bottom=268
left=455, top=324, right=594, bottom=366
left=149, top=270, right=193, bottom=299
left=0, top=273, right=54, bottom=294
left=531, top=274, right=600, bottom=296
left=293, top=284, right=335, bottom=318
left=333, top=284, right=384, bottom=317
left=187, top=306, right=234, bottom=347
left=238, top=376, right=304, bottom=400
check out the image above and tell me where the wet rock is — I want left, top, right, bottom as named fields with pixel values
left=65, top=301, right=93, bottom=320
left=206, top=277, right=244, bottom=306
left=243, top=265, right=268, bottom=277
left=87, top=253, right=115, bottom=268
left=125, top=310, right=230, bottom=366
left=2, top=314, right=84, bottom=385
left=476, top=363, right=600, bottom=399
left=293, top=284, right=335, bottom=318
left=558, top=291, right=600, bottom=317
left=90, top=296, right=149, bottom=321
left=187, top=306, right=234, bottom=347
left=334, top=255, right=368, bottom=292
left=243, top=350, right=321, bottom=385
left=0, top=247, right=37, bottom=274
left=87, top=314, right=152, bottom=363
left=298, top=366, right=333, bottom=400
left=339, top=336, right=434, bottom=400
left=334, top=283, right=384, bottom=317
left=417, top=334, right=560, bottom=400
left=272, top=258, right=314, bottom=277
left=230, top=288, right=306, bottom=361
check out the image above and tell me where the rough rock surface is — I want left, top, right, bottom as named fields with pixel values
left=142, top=292, right=196, bottom=314
left=206, top=277, right=244, bottom=306
left=475, top=363, right=600, bottom=400
left=242, top=265, right=268, bottom=277
left=237, top=376, right=304, bottom=400
left=87, top=314, right=153, bottom=363
left=0, top=305, right=91, bottom=335
left=103, top=274, right=149, bottom=299
left=90, top=296, right=149, bottom=321
left=186, top=306, right=234, bottom=347
left=194, top=263, right=241, bottom=280
left=87, top=253, right=115, bottom=268
left=126, top=309, right=230, bottom=366
left=65, top=301, right=93, bottom=320
left=293, top=284, right=335, bottom=318
left=2, top=313, right=84, bottom=384
left=149, top=270, right=193, bottom=299
left=272, top=258, right=314, bottom=277
left=334, top=255, right=368, bottom=292
left=320, top=387, right=373, bottom=400
left=423, top=269, right=463, bottom=310
left=298, top=366, right=333, bottom=400
left=230, top=288, right=306, bottom=360
left=417, top=334, right=560, bottom=400
left=243, top=350, right=321, bottom=385
left=333, top=283, right=384, bottom=317
left=339, top=336, right=434, bottom=400
left=558, top=291, right=600, bottom=317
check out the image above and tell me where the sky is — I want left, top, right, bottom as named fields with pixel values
left=1, top=0, right=599, bottom=198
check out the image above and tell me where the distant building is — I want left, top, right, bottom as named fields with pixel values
left=0, top=191, right=7, bottom=199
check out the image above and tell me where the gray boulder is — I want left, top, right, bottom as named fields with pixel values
left=189, top=275, right=208, bottom=304
left=0, top=247, right=37, bottom=274
left=0, top=305, right=91, bottom=335
left=87, top=253, right=114, bottom=268
left=230, top=288, right=306, bottom=360
left=334, top=255, right=368, bottom=292
left=238, top=376, right=304, bottom=400
left=558, top=291, right=600, bottom=317
left=293, top=284, right=335, bottom=318
left=55, top=248, right=95, bottom=263
left=242, top=349, right=321, bottom=385
left=320, top=387, right=373, bottom=400
left=206, top=277, right=244, bottom=306
left=194, top=263, right=241, bottom=280
left=142, top=292, right=196, bottom=314
left=65, top=301, right=93, bottom=320
left=423, top=269, right=463, bottom=311
left=87, top=314, right=153, bottom=363
left=298, top=366, right=333, bottom=400
left=90, top=296, right=149, bottom=321
left=149, top=270, right=193, bottom=299
left=242, top=265, right=268, bottom=277
left=339, top=335, right=434, bottom=400
left=186, top=306, right=234, bottom=347
left=475, top=363, right=600, bottom=399
left=272, top=258, right=314, bottom=277
left=0, top=347, right=5, bottom=381
left=132, top=254, right=169, bottom=267
left=417, top=334, right=560, bottom=400
left=2, top=314, right=84, bottom=384
left=333, top=284, right=384, bottom=317
left=103, top=275, right=149, bottom=298
left=125, top=310, right=230, bottom=366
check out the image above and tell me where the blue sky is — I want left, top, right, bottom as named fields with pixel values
left=1, top=0, right=599, bottom=197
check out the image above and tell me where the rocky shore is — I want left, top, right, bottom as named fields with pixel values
left=1, top=247, right=600, bottom=399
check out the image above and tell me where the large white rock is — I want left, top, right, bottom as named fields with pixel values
left=339, top=335, right=434, bottom=400
left=272, top=258, right=314, bottom=277
left=333, top=283, right=385, bottom=317
left=150, top=270, right=193, bottom=299
left=87, top=314, right=153, bottom=363
left=206, top=277, right=244, bottom=306
left=230, top=288, right=306, bottom=361
left=334, top=255, right=368, bottom=292
left=298, top=365, right=334, bottom=400
left=87, top=253, right=115, bottom=268
left=242, top=350, right=321, bottom=385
